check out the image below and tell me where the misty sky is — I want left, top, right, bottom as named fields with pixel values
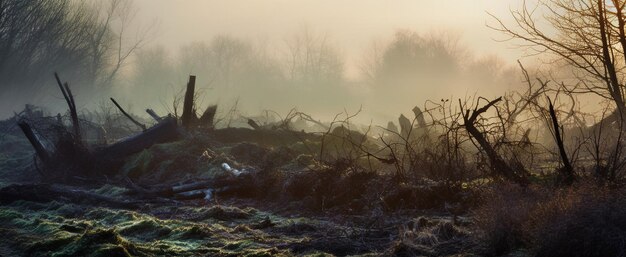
left=0, top=1, right=534, bottom=121
left=134, top=0, right=523, bottom=77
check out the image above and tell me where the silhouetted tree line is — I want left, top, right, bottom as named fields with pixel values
left=0, top=0, right=143, bottom=91
left=128, top=29, right=517, bottom=118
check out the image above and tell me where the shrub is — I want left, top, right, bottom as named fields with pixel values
left=474, top=182, right=626, bottom=256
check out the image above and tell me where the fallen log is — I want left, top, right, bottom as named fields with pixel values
left=174, top=189, right=213, bottom=200
left=96, top=116, right=179, bottom=160
left=0, top=184, right=140, bottom=209
left=126, top=178, right=233, bottom=200
left=124, top=164, right=249, bottom=200
left=128, top=164, right=245, bottom=197
left=172, top=181, right=213, bottom=194
left=173, top=187, right=234, bottom=200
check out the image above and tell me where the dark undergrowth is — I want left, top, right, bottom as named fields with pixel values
left=12, top=105, right=623, bottom=257
left=0, top=124, right=477, bottom=256
left=474, top=181, right=626, bottom=257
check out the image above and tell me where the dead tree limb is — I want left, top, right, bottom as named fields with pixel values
left=295, top=112, right=329, bottom=130
left=126, top=177, right=235, bottom=201
left=181, top=75, right=197, bottom=128
left=199, top=105, right=217, bottom=128
left=126, top=178, right=213, bottom=198
left=398, top=114, right=411, bottom=138
left=248, top=119, right=260, bottom=130
left=110, top=97, right=146, bottom=131
left=412, top=106, right=427, bottom=128
left=461, top=97, right=528, bottom=184
left=62, top=84, right=80, bottom=140
left=54, top=72, right=81, bottom=142
left=146, top=109, right=162, bottom=122
left=18, top=121, right=50, bottom=164
left=548, top=97, right=575, bottom=184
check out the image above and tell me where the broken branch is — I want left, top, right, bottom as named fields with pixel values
left=110, top=97, right=147, bottom=131
left=548, top=97, right=575, bottom=184
left=181, top=75, right=197, bottom=128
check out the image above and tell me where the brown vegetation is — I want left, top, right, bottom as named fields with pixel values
left=7, top=1, right=626, bottom=256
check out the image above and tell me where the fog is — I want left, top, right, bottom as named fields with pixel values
left=134, top=0, right=522, bottom=70
left=0, top=0, right=530, bottom=125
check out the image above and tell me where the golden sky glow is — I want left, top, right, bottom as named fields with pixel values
left=134, top=0, right=523, bottom=74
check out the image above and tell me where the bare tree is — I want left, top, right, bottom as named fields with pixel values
left=490, top=0, right=626, bottom=119
left=284, top=26, right=344, bottom=87
left=177, top=36, right=258, bottom=88
left=460, top=97, right=529, bottom=184
left=0, top=0, right=148, bottom=93
left=84, top=0, right=152, bottom=87
left=0, top=1, right=89, bottom=84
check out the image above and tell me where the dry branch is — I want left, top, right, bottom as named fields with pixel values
left=146, top=109, right=163, bottom=122
left=54, top=72, right=81, bottom=142
left=17, top=121, right=50, bottom=164
left=548, top=97, right=575, bottom=184
left=110, top=97, right=146, bottom=131
left=461, top=97, right=527, bottom=184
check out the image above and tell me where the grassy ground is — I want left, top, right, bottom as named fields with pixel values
left=0, top=182, right=479, bottom=256
left=0, top=196, right=356, bottom=256
left=0, top=129, right=479, bottom=256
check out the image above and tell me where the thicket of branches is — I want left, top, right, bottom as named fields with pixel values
left=9, top=0, right=626, bottom=186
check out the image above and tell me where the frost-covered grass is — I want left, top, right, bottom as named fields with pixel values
left=0, top=198, right=381, bottom=256
left=0, top=132, right=35, bottom=184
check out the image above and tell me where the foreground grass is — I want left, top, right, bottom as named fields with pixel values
left=0, top=199, right=367, bottom=256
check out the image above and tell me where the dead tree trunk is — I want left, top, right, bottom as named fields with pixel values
left=97, top=117, right=179, bottom=160
left=181, top=75, right=196, bottom=129
left=54, top=73, right=81, bottom=142
left=387, top=121, right=399, bottom=134
left=461, top=97, right=527, bottom=184
left=548, top=97, right=575, bottom=184
left=247, top=119, right=260, bottom=130
left=412, top=106, right=427, bottom=128
left=398, top=114, right=411, bottom=138
left=146, top=109, right=162, bottom=122
left=18, top=121, right=50, bottom=164
left=199, top=105, right=217, bottom=128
